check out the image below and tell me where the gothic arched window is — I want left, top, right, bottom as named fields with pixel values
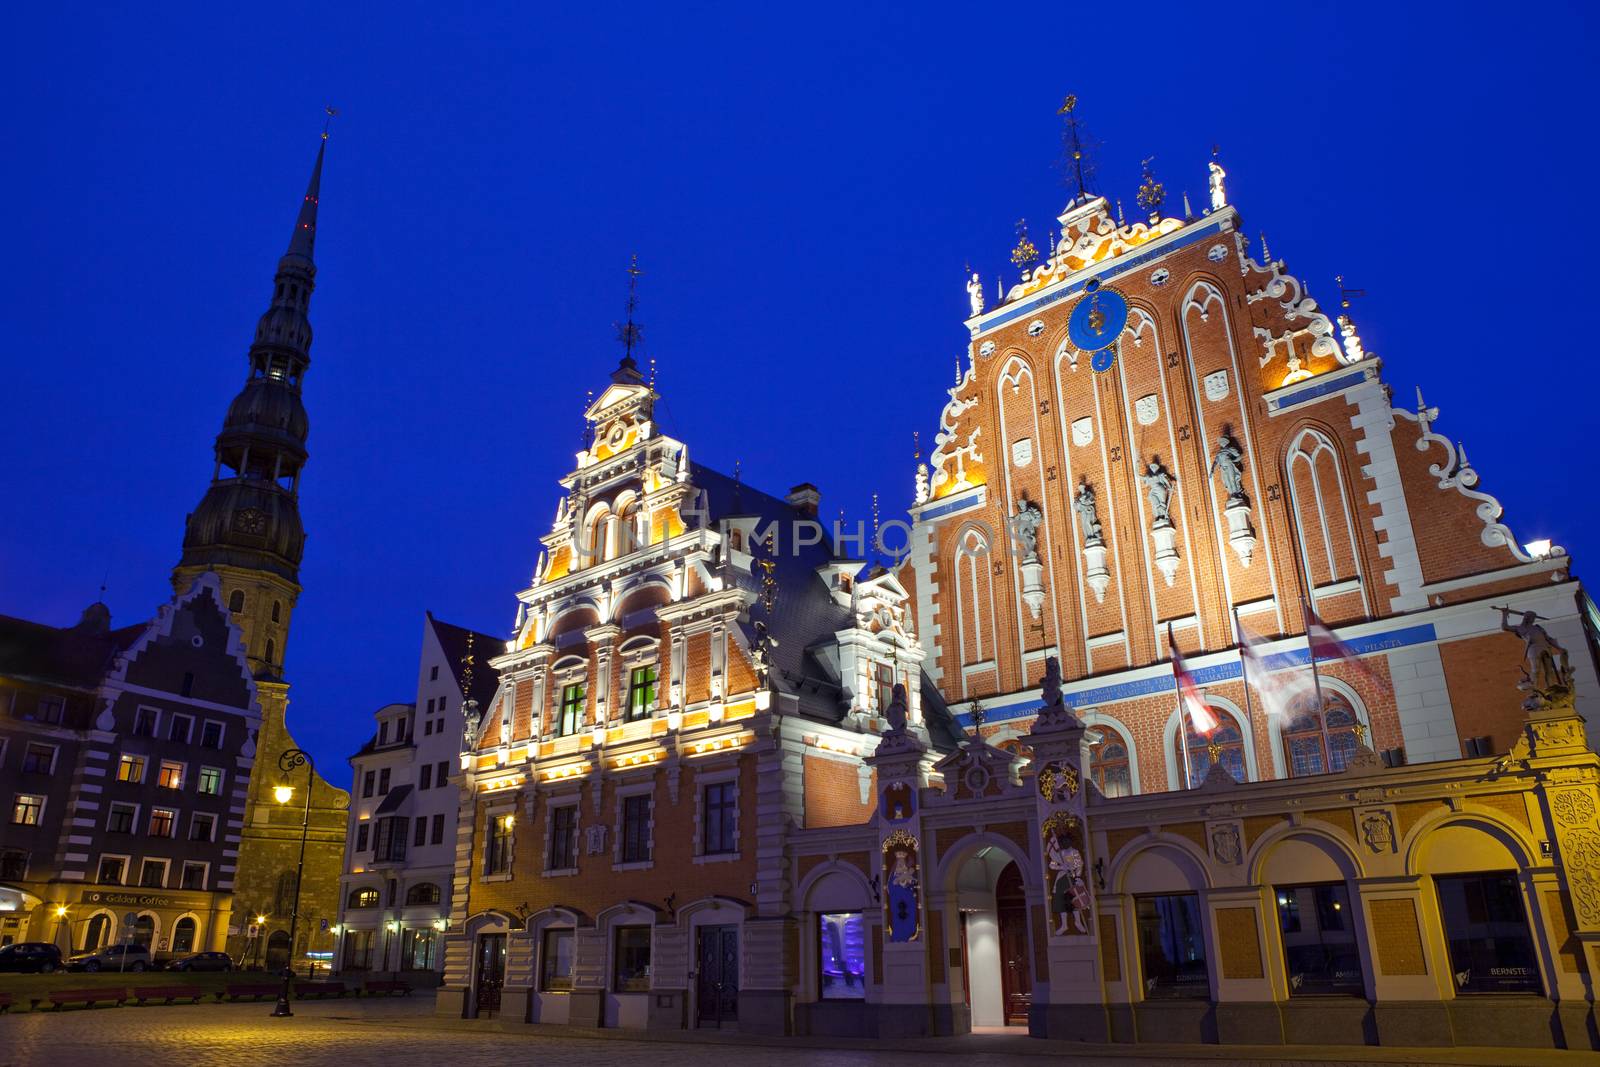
left=1088, top=726, right=1133, bottom=798
left=1282, top=694, right=1361, bottom=776
left=1178, top=709, right=1246, bottom=787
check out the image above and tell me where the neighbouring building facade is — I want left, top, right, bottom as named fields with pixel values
left=435, top=140, right=1600, bottom=1052
left=0, top=577, right=261, bottom=962
left=167, top=133, right=349, bottom=971
left=335, top=613, right=499, bottom=978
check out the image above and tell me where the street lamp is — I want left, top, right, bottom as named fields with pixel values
left=270, top=747, right=315, bottom=1018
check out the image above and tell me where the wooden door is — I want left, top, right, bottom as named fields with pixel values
left=695, top=925, right=739, bottom=1025
left=996, top=862, right=1033, bottom=1025
left=474, top=933, right=506, bottom=1016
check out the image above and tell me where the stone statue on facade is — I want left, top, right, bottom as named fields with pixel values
left=751, top=620, right=778, bottom=688
left=1010, top=498, right=1044, bottom=562
left=1208, top=159, right=1227, bottom=212
left=1073, top=479, right=1103, bottom=543
left=1499, top=607, right=1574, bottom=708
left=461, top=698, right=482, bottom=752
left=883, top=682, right=909, bottom=735
left=1040, top=656, right=1064, bottom=709
left=1209, top=434, right=1247, bottom=504
left=1139, top=461, right=1175, bottom=526
left=966, top=271, right=985, bottom=317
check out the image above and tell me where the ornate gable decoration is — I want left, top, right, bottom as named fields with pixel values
left=854, top=572, right=916, bottom=644
left=932, top=737, right=1020, bottom=802
left=927, top=364, right=984, bottom=500
left=1009, top=197, right=1184, bottom=301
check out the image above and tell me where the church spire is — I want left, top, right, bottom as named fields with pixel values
left=173, top=133, right=329, bottom=679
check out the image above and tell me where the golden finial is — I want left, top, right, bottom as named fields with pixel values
left=913, top=430, right=921, bottom=463
left=1136, top=157, right=1166, bottom=222
left=1010, top=219, right=1039, bottom=271
left=460, top=631, right=476, bottom=695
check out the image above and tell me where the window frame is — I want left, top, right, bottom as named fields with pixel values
left=96, top=853, right=130, bottom=885
left=1434, top=870, right=1543, bottom=995
left=106, top=801, right=139, bottom=835
left=20, top=742, right=57, bottom=776
left=180, top=861, right=209, bottom=891
left=1178, top=708, right=1247, bottom=788
left=619, top=791, right=653, bottom=866
left=1134, top=891, right=1210, bottom=1000
left=484, top=809, right=516, bottom=877
left=138, top=857, right=170, bottom=889
left=348, top=886, right=380, bottom=909
left=625, top=665, right=657, bottom=722
left=132, top=706, right=160, bottom=738
left=197, top=765, right=224, bottom=796
left=818, top=911, right=868, bottom=1000
left=199, top=720, right=225, bottom=750
left=540, top=926, right=575, bottom=991
left=546, top=803, right=578, bottom=873
left=611, top=924, right=652, bottom=993
left=117, top=753, right=147, bottom=784
left=189, top=811, right=217, bottom=842
left=11, top=792, right=45, bottom=826
left=147, top=806, right=177, bottom=838
left=1273, top=881, right=1364, bottom=996
left=157, top=759, right=185, bottom=790
left=557, top=683, right=585, bottom=737
left=700, top=779, right=738, bottom=857
left=167, top=712, right=194, bottom=744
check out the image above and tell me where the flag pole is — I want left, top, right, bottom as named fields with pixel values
left=1301, top=594, right=1326, bottom=713
left=1233, top=604, right=1259, bottom=739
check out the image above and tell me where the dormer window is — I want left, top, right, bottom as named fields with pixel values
left=873, top=662, right=896, bottom=714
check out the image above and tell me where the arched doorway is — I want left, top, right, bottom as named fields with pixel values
left=952, top=847, right=1032, bottom=1028
left=83, top=913, right=111, bottom=951
left=265, top=929, right=291, bottom=972
left=131, top=915, right=155, bottom=950
left=172, top=916, right=198, bottom=954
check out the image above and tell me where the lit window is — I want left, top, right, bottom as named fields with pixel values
left=557, top=684, right=585, bottom=736
left=12, top=794, right=45, bottom=826
left=1178, top=711, right=1246, bottom=787
left=348, top=887, right=379, bottom=909
left=626, top=666, right=656, bottom=722
left=157, top=761, right=184, bottom=789
left=197, top=767, right=223, bottom=795
left=819, top=912, right=866, bottom=999
left=1087, top=729, right=1132, bottom=798
left=148, top=808, right=176, bottom=838
left=487, top=812, right=517, bottom=875
left=118, top=754, right=146, bottom=783
left=1282, top=695, right=1362, bottom=777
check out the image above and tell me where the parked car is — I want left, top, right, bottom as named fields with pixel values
left=164, top=951, right=233, bottom=972
left=66, top=943, right=152, bottom=972
left=0, top=942, right=63, bottom=973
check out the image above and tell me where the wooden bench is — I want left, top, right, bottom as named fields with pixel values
left=361, top=980, right=411, bottom=996
left=220, top=983, right=280, bottom=1001
left=0, top=992, right=12, bottom=1013
left=31, top=987, right=128, bottom=1010
left=132, top=985, right=206, bottom=1005
left=294, top=981, right=346, bottom=999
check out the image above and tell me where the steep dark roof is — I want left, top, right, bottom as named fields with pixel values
left=0, top=608, right=143, bottom=690
left=428, top=614, right=503, bottom=709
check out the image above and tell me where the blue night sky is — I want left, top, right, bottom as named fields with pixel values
left=3, top=3, right=1595, bottom=774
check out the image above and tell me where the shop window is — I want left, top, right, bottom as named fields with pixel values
left=1435, top=872, right=1542, bottom=994
left=172, top=916, right=197, bottom=953
left=1135, top=893, right=1209, bottom=999
left=819, top=912, right=866, bottom=1000
left=541, top=928, right=574, bottom=991
left=1275, top=882, right=1362, bottom=995
left=626, top=666, right=657, bottom=721
left=1088, top=728, right=1132, bottom=798
left=1178, top=711, right=1246, bottom=787
left=612, top=925, right=652, bottom=992
left=402, top=928, right=437, bottom=970
left=343, top=928, right=375, bottom=970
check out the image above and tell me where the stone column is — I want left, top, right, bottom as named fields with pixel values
left=864, top=705, right=934, bottom=1037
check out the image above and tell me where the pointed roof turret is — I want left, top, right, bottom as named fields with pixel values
left=283, top=137, right=325, bottom=265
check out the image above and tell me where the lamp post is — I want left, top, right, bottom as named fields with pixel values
left=270, top=747, right=315, bottom=1018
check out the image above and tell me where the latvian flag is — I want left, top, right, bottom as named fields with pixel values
left=1169, top=623, right=1218, bottom=735
left=1236, top=616, right=1317, bottom=718
left=1305, top=605, right=1380, bottom=684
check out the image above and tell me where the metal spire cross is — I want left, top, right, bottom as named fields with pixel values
left=1058, top=94, right=1091, bottom=202
left=321, top=105, right=338, bottom=141
left=616, top=254, right=644, bottom=359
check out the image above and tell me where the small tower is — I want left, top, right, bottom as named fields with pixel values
left=171, top=139, right=324, bottom=680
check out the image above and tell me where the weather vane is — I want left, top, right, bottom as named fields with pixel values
left=322, top=105, right=338, bottom=140
left=1058, top=94, right=1093, bottom=202
left=1136, top=157, right=1166, bottom=222
left=1010, top=218, right=1039, bottom=271
left=615, top=253, right=643, bottom=359
left=1336, top=274, right=1366, bottom=309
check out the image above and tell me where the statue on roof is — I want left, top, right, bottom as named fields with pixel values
left=1040, top=656, right=1064, bottom=709
left=966, top=271, right=985, bottom=318
left=884, top=682, right=909, bottom=735
left=1208, top=156, right=1227, bottom=211
left=1499, top=607, right=1574, bottom=708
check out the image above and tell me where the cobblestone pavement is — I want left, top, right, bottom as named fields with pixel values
left=0, top=997, right=1579, bottom=1067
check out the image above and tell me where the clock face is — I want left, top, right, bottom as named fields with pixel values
left=1090, top=348, right=1118, bottom=373
left=233, top=507, right=267, bottom=535
left=1068, top=278, right=1129, bottom=356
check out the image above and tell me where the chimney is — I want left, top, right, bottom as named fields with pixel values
left=786, top=483, right=820, bottom=519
